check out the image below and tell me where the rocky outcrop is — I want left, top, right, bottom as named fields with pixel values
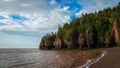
left=40, top=39, right=55, bottom=49
left=97, top=32, right=105, bottom=47
left=39, top=19, right=120, bottom=49
left=39, top=2, right=120, bottom=50
left=63, top=37, right=73, bottom=49
left=39, top=41, right=46, bottom=49
left=78, top=33, right=85, bottom=48
left=86, top=29, right=94, bottom=48
left=54, top=38, right=62, bottom=48
left=113, top=19, right=120, bottom=46
left=105, top=32, right=111, bottom=47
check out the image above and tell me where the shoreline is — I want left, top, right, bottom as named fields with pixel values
left=77, top=51, right=107, bottom=68
left=90, top=47, right=120, bottom=68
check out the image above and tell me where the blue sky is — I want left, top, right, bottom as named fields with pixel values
left=0, top=0, right=120, bottom=48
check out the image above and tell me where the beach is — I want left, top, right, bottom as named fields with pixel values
left=90, top=47, right=120, bottom=68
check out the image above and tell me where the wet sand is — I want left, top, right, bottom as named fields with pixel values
left=0, top=49, right=101, bottom=68
left=90, top=47, right=120, bottom=68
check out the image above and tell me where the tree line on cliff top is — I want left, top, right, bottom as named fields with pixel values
left=39, top=2, right=120, bottom=49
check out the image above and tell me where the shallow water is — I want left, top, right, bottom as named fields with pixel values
left=0, top=49, right=60, bottom=68
left=0, top=49, right=93, bottom=68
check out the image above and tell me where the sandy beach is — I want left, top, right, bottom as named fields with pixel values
left=90, top=47, right=120, bottom=68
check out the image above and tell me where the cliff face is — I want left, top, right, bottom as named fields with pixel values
left=105, top=32, right=111, bottom=47
left=63, top=38, right=73, bottom=49
left=113, top=19, right=120, bottom=46
left=40, top=38, right=55, bottom=49
left=39, top=2, right=120, bottom=50
left=78, top=33, right=85, bottom=48
left=97, top=32, right=105, bottom=45
left=86, top=29, right=94, bottom=48
left=39, top=41, right=45, bottom=49
left=39, top=19, right=119, bottom=50
left=53, top=38, right=62, bottom=48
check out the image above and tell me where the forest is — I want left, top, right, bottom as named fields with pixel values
left=39, top=2, right=120, bottom=50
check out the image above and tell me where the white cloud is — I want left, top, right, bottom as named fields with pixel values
left=0, top=31, right=40, bottom=48
left=0, top=0, right=72, bottom=36
left=0, top=25, right=23, bottom=31
left=21, top=3, right=32, bottom=7
left=0, top=0, right=120, bottom=48
left=49, top=0, right=57, bottom=5
left=3, top=0, right=14, bottom=2
left=0, top=0, right=119, bottom=36
left=76, top=0, right=120, bottom=17
left=60, top=6, right=70, bottom=12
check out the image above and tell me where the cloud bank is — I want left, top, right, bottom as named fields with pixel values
left=76, top=0, right=120, bottom=16
left=0, top=0, right=119, bottom=36
left=0, top=0, right=120, bottom=48
left=0, top=0, right=73, bottom=36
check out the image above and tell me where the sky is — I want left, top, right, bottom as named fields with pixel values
left=0, top=0, right=120, bottom=48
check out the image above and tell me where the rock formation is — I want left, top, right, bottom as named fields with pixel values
left=78, top=33, right=85, bottom=48
left=39, top=41, right=46, bottom=49
left=63, top=37, right=73, bottom=49
left=113, top=19, right=120, bottom=46
left=40, top=38, right=55, bottom=49
left=86, top=29, right=94, bottom=48
left=105, top=32, right=111, bottom=47
left=97, top=32, right=105, bottom=46
left=54, top=38, right=62, bottom=48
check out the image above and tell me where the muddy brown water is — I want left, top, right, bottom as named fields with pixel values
left=0, top=49, right=100, bottom=68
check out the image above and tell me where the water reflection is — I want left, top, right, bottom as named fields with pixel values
left=0, top=49, right=90, bottom=68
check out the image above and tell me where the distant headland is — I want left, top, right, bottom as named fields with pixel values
left=39, top=2, right=120, bottom=50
